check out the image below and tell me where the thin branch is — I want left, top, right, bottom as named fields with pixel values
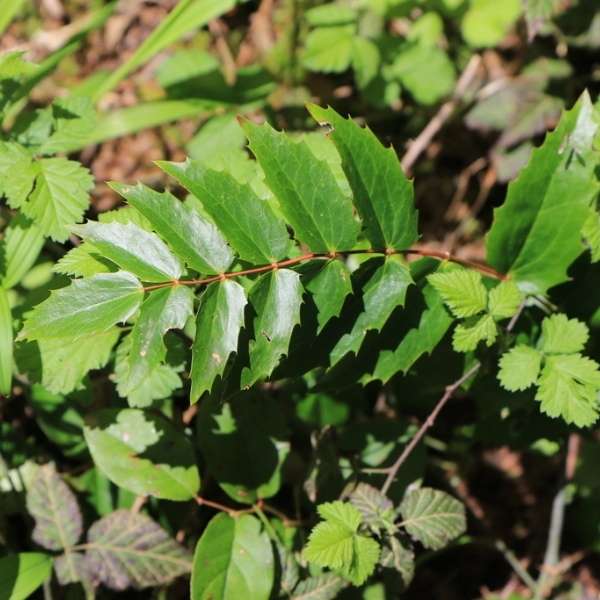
left=401, top=55, right=482, bottom=173
left=194, top=496, right=252, bottom=517
left=495, top=539, right=538, bottom=591
left=380, top=361, right=482, bottom=496
left=142, top=246, right=506, bottom=292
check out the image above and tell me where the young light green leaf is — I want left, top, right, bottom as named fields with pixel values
left=318, top=501, right=363, bottom=530
left=291, top=574, right=346, bottom=600
left=399, top=488, right=466, bottom=550
left=73, top=221, right=182, bottom=282
left=159, top=159, right=290, bottom=264
left=110, top=181, right=234, bottom=274
left=20, top=271, right=143, bottom=341
left=0, top=553, right=52, bottom=600
left=83, top=408, right=200, bottom=501
left=0, top=142, right=34, bottom=209
left=488, top=280, right=522, bottom=319
left=123, top=286, right=193, bottom=393
left=304, top=522, right=355, bottom=570
left=303, top=26, right=355, bottom=73
left=242, top=120, right=359, bottom=252
left=25, top=464, right=82, bottom=551
left=427, top=269, right=487, bottom=318
left=498, top=345, right=542, bottom=391
left=53, top=242, right=114, bottom=278
left=37, top=328, right=121, bottom=395
left=191, top=280, right=247, bottom=402
left=84, top=509, right=192, bottom=590
left=452, top=314, right=497, bottom=352
left=462, top=0, right=522, bottom=47
left=191, top=513, right=274, bottom=600
left=307, top=104, right=418, bottom=250
left=241, top=269, right=303, bottom=387
left=331, top=258, right=413, bottom=365
left=372, top=284, right=453, bottom=382
left=0, top=288, right=13, bottom=395
left=540, top=313, right=589, bottom=354
left=305, top=260, right=352, bottom=332
left=22, top=157, right=93, bottom=242
left=486, top=93, right=600, bottom=293
left=339, top=535, right=380, bottom=586
left=536, top=354, right=600, bottom=427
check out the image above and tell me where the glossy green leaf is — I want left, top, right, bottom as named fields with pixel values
left=111, top=182, right=233, bottom=274
left=242, top=269, right=303, bottom=387
left=159, top=159, right=290, bottom=264
left=53, top=242, right=114, bottom=278
left=83, top=408, right=200, bottom=501
left=486, top=93, right=600, bottom=293
left=305, top=260, right=352, bottom=332
left=73, top=220, right=182, bottom=282
left=0, top=553, right=52, bottom=600
left=84, top=509, right=192, bottom=590
left=331, top=258, right=413, bottom=365
left=243, top=120, right=359, bottom=252
left=123, top=286, right=193, bottom=393
left=308, top=104, right=418, bottom=250
left=20, top=271, right=143, bottom=341
left=191, top=513, right=274, bottom=600
left=399, top=488, right=466, bottom=550
left=191, top=280, right=247, bottom=402
left=0, top=288, right=12, bottom=395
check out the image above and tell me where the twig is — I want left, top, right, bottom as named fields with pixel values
left=380, top=361, right=482, bottom=495
left=495, top=539, right=538, bottom=591
left=195, top=496, right=252, bottom=516
left=401, top=55, right=482, bottom=173
left=534, top=433, right=580, bottom=599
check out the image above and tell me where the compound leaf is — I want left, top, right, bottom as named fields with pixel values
left=488, top=280, right=522, bottom=319
left=452, top=314, right=497, bottom=352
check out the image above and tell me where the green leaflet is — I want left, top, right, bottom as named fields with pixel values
left=73, top=221, right=182, bottom=282
left=53, top=242, right=114, bottom=278
left=20, top=271, right=143, bottom=341
left=305, top=260, right=353, bottom=333
left=190, top=280, right=247, bottom=403
left=0, top=288, right=13, bottom=395
left=124, top=286, right=194, bottom=394
left=241, top=269, right=303, bottom=387
left=427, top=269, right=487, bottom=318
left=159, top=160, right=290, bottom=264
left=330, top=257, right=413, bottom=366
left=191, top=513, right=274, bottom=600
left=498, top=345, right=542, bottom=391
left=110, top=182, right=234, bottom=274
left=242, top=120, right=359, bottom=252
left=486, top=92, right=600, bottom=293
left=84, top=408, right=200, bottom=501
left=307, top=105, right=418, bottom=250
left=0, top=553, right=52, bottom=600
left=372, top=284, right=453, bottom=382
left=540, top=313, right=589, bottom=354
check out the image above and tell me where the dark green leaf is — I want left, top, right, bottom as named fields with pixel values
left=191, top=513, right=274, bottom=600
left=191, top=280, right=247, bottom=402
left=83, top=408, right=200, bottom=501
left=308, top=105, right=418, bottom=250
left=243, top=120, right=359, bottom=252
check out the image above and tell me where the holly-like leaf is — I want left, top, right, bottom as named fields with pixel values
left=83, top=408, right=200, bottom=501
left=399, top=488, right=466, bottom=550
left=305, top=260, right=352, bottom=333
left=159, top=160, right=290, bottom=264
left=111, top=182, right=234, bottom=274
left=242, top=269, right=303, bottom=387
left=291, top=574, right=346, bottom=600
left=72, top=221, right=182, bottom=282
left=26, top=464, right=82, bottom=552
left=372, top=283, right=453, bottom=382
left=191, top=513, right=274, bottom=600
left=22, top=158, right=93, bottom=242
left=452, top=314, right=498, bottom=352
left=427, top=269, right=488, bottom=318
left=123, top=286, right=193, bottom=393
left=331, top=258, right=413, bottom=365
left=20, top=272, right=143, bottom=341
left=307, top=104, right=418, bottom=250
left=83, top=509, right=192, bottom=591
left=0, top=553, right=52, bottom=600
left=498, top=345, right=542, bottom=391
left=243, top=120, right=359, bottom=252
left=488, top=280, right=522, bottom=319
left=536, top=354, right=600, bottom=427
left=0, top=288, right=12, bottom=395
left=190, top=280, right=247, bottom=402
left=37, top=328, right=121, bottom=394
left=540, top=313, right=589, bottom=354
left=486, top=93, right=600, bottom=294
